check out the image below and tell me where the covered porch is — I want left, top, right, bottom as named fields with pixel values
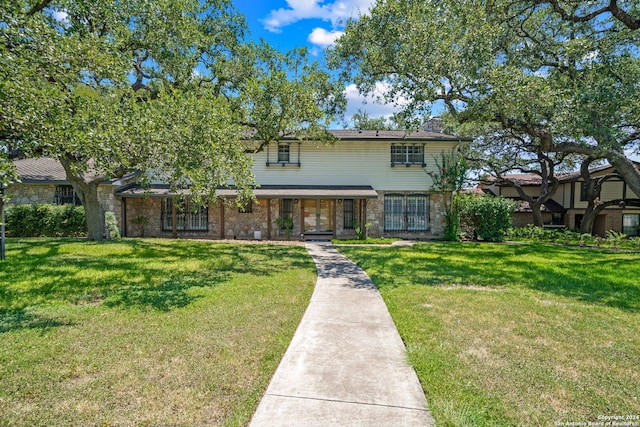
left=116, top=185, right=378, bottom=240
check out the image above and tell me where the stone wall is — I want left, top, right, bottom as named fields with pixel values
left=6, top=183, right=121, bottom=232
left=5, top=183, right=57, bottom=205
left=120, top=192, right=449, bottom=240
left=366, top=191, right=446, bottom=239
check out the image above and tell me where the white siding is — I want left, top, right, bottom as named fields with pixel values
left=251, top=140, right=459, bottom=191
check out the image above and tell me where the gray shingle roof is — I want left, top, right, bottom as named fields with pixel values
left=14, top=157, right=68, bottom=182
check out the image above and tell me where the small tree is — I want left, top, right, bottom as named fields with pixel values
left=426, top=152, right=467, bottom=240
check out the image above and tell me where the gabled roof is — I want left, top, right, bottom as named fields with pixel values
left=13, top=157, right=135, bottom=185
left=486, top=163, right=638, bottom=187
left=14, top=157, right=68, bottom=183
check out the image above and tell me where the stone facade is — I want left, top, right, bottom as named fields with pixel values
left=6, top=182, right=122, bottom=231
left=5, top=183, right=58, bottom=205
left=121, top=192, right=450, bottom=240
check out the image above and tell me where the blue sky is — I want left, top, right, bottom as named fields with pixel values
left=232, top=0, right=405, bottom=127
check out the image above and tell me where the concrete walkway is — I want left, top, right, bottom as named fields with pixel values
left=250, top=243, right=434, bottom=426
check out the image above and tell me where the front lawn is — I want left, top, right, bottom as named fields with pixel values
left=0, top=238, right=315, bottom=426
left=339, top=242, right=640, bottom=426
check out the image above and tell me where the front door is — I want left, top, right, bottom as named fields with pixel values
left=303, top=199, right=334, bottom=233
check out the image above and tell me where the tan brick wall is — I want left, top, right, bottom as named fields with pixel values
left=5, top=184, right=57, bottom=205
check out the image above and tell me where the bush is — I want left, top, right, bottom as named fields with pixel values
left=458, top=195, right=516, bottom=242
left=6, top=204, right=87, bottom=237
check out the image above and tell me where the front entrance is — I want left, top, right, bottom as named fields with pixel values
left=303, top=199, right=334, bottom=233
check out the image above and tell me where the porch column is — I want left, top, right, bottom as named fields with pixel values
left=299, top=200, right=304, bottom=238
left=220, top=199, right=225, bottom=239
left=333, top=199, right=337, bottom=238
left=266, top=198, right=272, bottom=240
left=171, top=198, right=177, bottom=238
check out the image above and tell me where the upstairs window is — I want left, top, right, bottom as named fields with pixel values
left=278, top=143, right=290, bottom=163
left=391, top=144, right=425, bottom=166
left=55, top=185, right=81, bottom=205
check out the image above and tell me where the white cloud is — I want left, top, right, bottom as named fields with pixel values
left=343, top=82, right=405, bottom=123
left=308, top=27, right=344, bottom=48
left=262, top=0, right=375, bottom=33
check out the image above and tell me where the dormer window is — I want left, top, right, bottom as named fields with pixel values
left=391, top=144, right=425, bottom=166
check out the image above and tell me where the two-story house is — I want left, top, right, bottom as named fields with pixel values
left=117, top=130, right=465, bottom=240
left=482, top=164, right=640, bottom=236
left=7, top=129, right=466, bottom=240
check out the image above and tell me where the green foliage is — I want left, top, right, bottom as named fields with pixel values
left=275, top=217, right=294, bottom=238
left=507, top=225, right=640, bottom=250
left=104, top=211, right=120, bottom=240
left=427, top=152, right=468, bottom=193
left=353, top=219, right=372, bottom=240
left=457, top=195, right=516, bottom=242
left=2, top=1, right=345, bottom=240
left=330, top=0, right=640, bottom=195
left=6, top=204, right=86, bottom=237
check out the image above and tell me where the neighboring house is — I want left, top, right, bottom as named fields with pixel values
left=482, top=164, right=640, bottom=236
left=6, top=157, right=131, bottom=226
left=8, top=129, right=467, bottom=240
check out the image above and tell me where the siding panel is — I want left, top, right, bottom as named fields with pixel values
left=251, top=140, right=458, bottom=191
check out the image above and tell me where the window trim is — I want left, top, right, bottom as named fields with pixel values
left=390, top=144, right=426, bottom=167
left=623, top=213, right=640, bottom=236
left=266, top=142, right=302, bottom=167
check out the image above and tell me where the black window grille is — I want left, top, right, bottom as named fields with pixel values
left=280, top=199, right=294, bottom=229
left=384, top=193, right=429, bottom=232
left=55, top=185, right=81, bottom=205
left=161, top=198, right=208, bottom=231
left=343, top=199, right=355, bottom=230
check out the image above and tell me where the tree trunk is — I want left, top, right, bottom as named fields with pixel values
left=580, top=204, right=599, bottom=234
left=531, top=202, right=544, bottom=227
left=609, top=155, right=640, bottom=197
left=80, top=182, right=106, bottom=241
left=59, top=157, right=106, bottom=241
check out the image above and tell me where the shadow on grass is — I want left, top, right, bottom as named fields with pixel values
left=339, top=242, right=640, bottom=312
left=0, top=309, right=74, bottom=334
left=0, top=238, right=314, bottom=332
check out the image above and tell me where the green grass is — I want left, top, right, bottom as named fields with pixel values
left=338, top=242, right=640, bottom=426
left=332, top=237, right=401, bottom=245
left=0, top=238, right=316, bottom=426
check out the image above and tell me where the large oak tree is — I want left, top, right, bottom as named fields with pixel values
left=330, top=0, right=640, bottom=205
left=1, top=0, right=344, bottom=240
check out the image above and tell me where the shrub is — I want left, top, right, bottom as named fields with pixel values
left=6, top=204, right=87, bottom=237
left=105, top=211, right=121, bottom=239
left=458, top=195, right=516, bottom=242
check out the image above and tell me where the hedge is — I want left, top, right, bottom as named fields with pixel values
left=5, top=204, right=87, bottom=237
